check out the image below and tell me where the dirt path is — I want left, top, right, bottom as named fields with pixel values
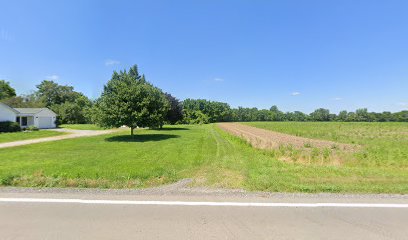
left=0, top=129, right=121, bottom=149
left=218, top=122, right=355, bottom=151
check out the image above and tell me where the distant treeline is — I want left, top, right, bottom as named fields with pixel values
left=181, top=99, right=408, bottom=123
left=1, top=73, right=407, bottom=126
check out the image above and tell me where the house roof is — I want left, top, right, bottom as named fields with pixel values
left=14, top=108, right=51, bottom=114
left=0, top=102, right=56, bottom=116
left=0, top=102, right=19, bottom=114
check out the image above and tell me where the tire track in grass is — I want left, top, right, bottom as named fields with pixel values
left=210, top=124, right=238, bottom=160
left=191, top=125, right=245, bottom=188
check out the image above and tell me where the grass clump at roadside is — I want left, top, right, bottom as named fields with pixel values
left=0, top=124, right=407, bottom=193
left=59, top=124, right=107, bottom=130
left=0, top=131, right=65, bottom=144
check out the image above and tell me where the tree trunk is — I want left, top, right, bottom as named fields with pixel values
left=131, top=127, right=134, bottom=136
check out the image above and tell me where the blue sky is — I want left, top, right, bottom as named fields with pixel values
left=1, top=0, right=407, bottom=113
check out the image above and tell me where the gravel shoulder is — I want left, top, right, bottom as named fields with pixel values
left=1, top=179, right=407, bottom=203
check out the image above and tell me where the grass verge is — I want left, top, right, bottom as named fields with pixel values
left=0, top=131, right=65, bottom=144
left=0, top=123, right=407, bottom=193
left=59, top=124, right=106, bottom=130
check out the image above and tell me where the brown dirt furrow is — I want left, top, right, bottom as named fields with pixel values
left=217, top=122, right=356, bottom=151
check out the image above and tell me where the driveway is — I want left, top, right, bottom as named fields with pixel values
left=0, top=128, right=120, bottom=149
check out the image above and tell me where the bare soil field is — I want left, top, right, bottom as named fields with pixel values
left=218, top=122, right=355, bottom=151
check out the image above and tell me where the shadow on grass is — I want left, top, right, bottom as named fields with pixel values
left=105, top=134, right=180, bottom=143
left=153, top=127, right=190, bottom=131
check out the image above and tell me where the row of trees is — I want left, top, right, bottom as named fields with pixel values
left=181, top=100, right=408, bottom=123
left=1, top=64, right=407, bottom=136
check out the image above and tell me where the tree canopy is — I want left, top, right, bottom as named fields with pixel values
left=36, top=80, right=82, bottom=107
left=34, top=80, right=92, bottom=124
left=1, top=93, right=45, bottom=108
left=0, top=80, right=16, bottom=100
left=180, top=100, right=408, bottom=123
left=165, top=93, right=183, bottom=124
left=96, top=65, right=170, bottom=135
left=182, top=99, right=232, bottom=123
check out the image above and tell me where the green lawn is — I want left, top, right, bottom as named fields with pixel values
left=59, top=124, right=106, bottom=130
left=0, top=131, right=64, bottom=144
left=0, top=123, right=407, bottom=193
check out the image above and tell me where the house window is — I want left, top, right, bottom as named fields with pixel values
left=21, top=117, right=28, bottom=126
left=16, top=117, right=20, bottom=123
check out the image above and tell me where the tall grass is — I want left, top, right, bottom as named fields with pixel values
left=244, top=122, right=408, bottom=168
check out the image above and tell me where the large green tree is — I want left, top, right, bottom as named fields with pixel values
left=36, top=80, right=81, bottom=107
left=182, top=99, right=232, bottom=123
left=310, top=108, right=331, bottom=121
left=165, top=93, right=183, bottom=124
left=35, top=80, right=92, bottom=124
left=0, top=80, right=16, bottom=100
left=51, top=95, right=93, bottom=124
left=97, top=65, right=170, bottom=135
left=270, top=105, right=285, bottom=121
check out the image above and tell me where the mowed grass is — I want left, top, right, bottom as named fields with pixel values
left=59, top=124, right=106, bottom=130
left=0, top=131, right=64, bottom=144
left=243, top=122, right=408, bottom=168
left=0, top=123, right=407, bottom=193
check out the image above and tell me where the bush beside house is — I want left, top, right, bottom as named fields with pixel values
left=0, top=121, right=21, bottom=133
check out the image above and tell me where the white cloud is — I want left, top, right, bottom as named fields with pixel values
left=46, top=75, right=60, bottom=81
left=105, top=59, right=120, bottom=66
left=214, top=77, right=224, bottom=82
left=332, top=97, right=342, bottom=101
left=291, top=92, right=301, bottom=96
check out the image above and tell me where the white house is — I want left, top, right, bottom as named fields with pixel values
left=0, top=102, right=57, bottom=129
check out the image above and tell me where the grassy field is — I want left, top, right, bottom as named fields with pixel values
left=0, top=131, right=64, bottom=144
left=0, top=123, right=407, bottom=193
left=243, top=122, right=408, bottom=168
left=59, top=124, right=106, bottom=130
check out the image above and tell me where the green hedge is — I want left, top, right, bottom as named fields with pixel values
left=0, top=121, right=21, bottom=133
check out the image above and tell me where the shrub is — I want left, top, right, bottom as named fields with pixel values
left=26, top=126, right=39, bottom=131
left=0, top=121, right=21, bottom=133
left=182, top=110, right=210, bottom=124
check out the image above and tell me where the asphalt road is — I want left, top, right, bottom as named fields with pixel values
left=1, top=188, right=407, bottom=240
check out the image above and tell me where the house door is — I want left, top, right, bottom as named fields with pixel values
left=21, top=117, right=28, bottom=126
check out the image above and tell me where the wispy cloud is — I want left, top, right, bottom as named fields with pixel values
left=0, top=28, right=14, bottom=41
left=332, top=97, right=342, bottom=101
left=291, top=92, right=301, bottom=96
left=105, top=59, right=120, bottom=66
left=397, top=102, right=408, bottom=108
left=46, top=75, right=60, bottom=81
left=214, top=77, right=224, bottom=82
